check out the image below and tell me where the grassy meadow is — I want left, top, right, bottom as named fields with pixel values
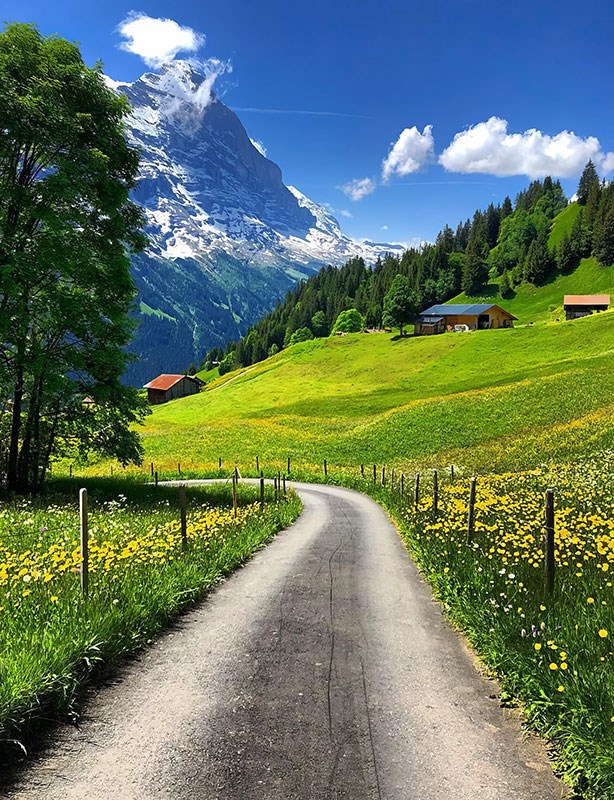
left=114, top=310, right=614, bottom=478
left=78, top=298, right=613, bottom=798
left=0, top=479, right=300, bottom=756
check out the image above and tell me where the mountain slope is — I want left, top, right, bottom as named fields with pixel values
left=119, top=62, right=401, bottom=384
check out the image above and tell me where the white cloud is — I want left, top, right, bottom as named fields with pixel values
left=338, top=209, right=353, bottom=218
left=439, top=117, right=612, bottom=178
left=250, top=138, right=267, bottom=157
left=382, top=125, right=435, bottom=181
left=117, top=12, right=205, bottom=67
left=380, top=224, right=389, bottom=230
left=340, top=177, right=376, bottom=201
left=602, top=152, right=614, bottom=173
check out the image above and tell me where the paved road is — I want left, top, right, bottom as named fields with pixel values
left=3, top=483, right=566, bottom=800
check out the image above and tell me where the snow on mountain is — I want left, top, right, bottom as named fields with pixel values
left=113, top=61, right=404, bottom=384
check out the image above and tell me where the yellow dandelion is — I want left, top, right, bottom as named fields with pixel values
left=598, top=629, right=608, bottom=639
left=549, top=663, right=558, bottom=670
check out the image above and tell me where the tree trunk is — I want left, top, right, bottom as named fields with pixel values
left=7, top=364, right=24, bottom=491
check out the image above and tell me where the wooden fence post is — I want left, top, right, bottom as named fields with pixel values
left=414, top=473, right=420, bottom=509
left=432, top=469, right=438, bottom=517
left=373, top=464, right=377, bottom=484
left=545, top=489, right=555, bottom=596
left=381, top=466, right=386, bottom=487
left=154, top=471, right=158, bottom=488
left=450, top=464, right=455, bottom=482
left=360, top=464, right=365, bottom=479
left=324, top=460, right=328, bottom=477
left=256, top=455, right=259, bottom=473
left=260, top=471, right=265, bottom=510
left=401, top=473, right=405, bottom=497
left=287, top=456, right=291, bottom=474
left=177, top=462, right=181, bottom=476
left=79, top=488, right=89, bottom=598
left=467, top=477, right=477, bottom=544
left=180, top=484, right=187, bottom=550
left=283, top=475, right=287, bottom=497
left=219, top=457, right=222, bottom=470
left=150, top=462, right=154, bottom=476
left=232, top=468, right=238, bottom=518
left=391, top=467, right=395, bottom=490
left=69, top=464, right=73, bottom=478
left=110, top=466, right=113, bottom=477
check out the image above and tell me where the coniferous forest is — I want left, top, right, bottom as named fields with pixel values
left=204, top=163, right=614, bottom=374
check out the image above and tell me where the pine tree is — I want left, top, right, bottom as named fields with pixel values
left=593, top=208, right=614, bottom=266
left=577, top=160, right=599, bottom=205
left=524, top=231, right=553, bottom=284
left=569, top=209, right=590, bottom=259
left=500, top=270, right=513, bottom=298
left=500, top=196, right=513, bottom=219
left=556, top=234, right=577, bottom=274
left=461, top=244, right=489, bottom=295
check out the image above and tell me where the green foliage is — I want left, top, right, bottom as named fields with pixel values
left=311, top=310, right=330, bottom=337
left=218, top=351, right=236, bottom=376
left=382, top=274, right=420, bottom=335
left=461, top=246, right=489, bottom=295
left=0, top=23, right=147, bottom=492
left=289, top=327, right=314, bottom=345
left=524, top=231, right=554, bottom=285
left=499, top=271, right=513, bottom=298
left=268, top=343, right=280, bottom=357
left=556, top=235, right=577, bottom=274
left=332, top=308, right=365, bottom=334
left=577, top=160, right=599, bottom=205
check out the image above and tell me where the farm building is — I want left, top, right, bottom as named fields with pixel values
left=143, top=374, right=202, bottom=405
left=414, top=304, right=517, bottom=336
left=563, top=295, right=610, bottom=321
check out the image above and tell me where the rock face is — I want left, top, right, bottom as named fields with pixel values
left=120, top=62, right=402, bottom=385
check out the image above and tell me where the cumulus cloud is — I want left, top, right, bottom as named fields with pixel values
left=340, top=177, right=376, bottom=201
left=338, top=209, right=353, bottom=218
left=117, top=12, right=205, bottom=67
left=603, top=152, right=614, bottom=173
left=382, top=125, right=435, bottom=181
left=439, top=117, right=613, bottom=178
left=249, top=138, right=267, bottom=157
left=380, top=224, right=389, bottom=230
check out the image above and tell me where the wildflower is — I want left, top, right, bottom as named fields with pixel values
left=557, top=685, right=565, bottom=692
left=587, top=597, right=595, bottom=604
left=534, top=643, right=542, bottom=651
left=549, top=663, right=558, bottom=670
left=598, top=629, right=608, bottom=639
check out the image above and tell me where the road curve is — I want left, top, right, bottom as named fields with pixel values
left=3, top=482, right=566, bottom=800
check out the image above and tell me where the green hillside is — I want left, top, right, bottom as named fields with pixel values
left=454, top=256, right=614, bottom=325
left=134, top=310, right=614, bottom=477
left=453, top=204, right=614, bottom=324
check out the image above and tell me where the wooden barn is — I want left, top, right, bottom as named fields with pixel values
left=563, top=295, right=610, bottom=321
left=414, top=303, right=517, bottom=336
left=143, top=374, right=202, bottom=405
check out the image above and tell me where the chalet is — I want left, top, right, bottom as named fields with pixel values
left=414, top=304, right=517, bottom=336
left=143, top=374, right=202, bottom=405
left=563, top=295, right=610, bottom=321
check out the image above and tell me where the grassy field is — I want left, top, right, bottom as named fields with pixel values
left=113, top=310, right=614, bottom=478
left=0, top=479, right=300, bottom=756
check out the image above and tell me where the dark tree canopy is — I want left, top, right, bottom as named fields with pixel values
left=577, top=160, right=599, bottom=206
left=382, top=274, right=420, bottom=336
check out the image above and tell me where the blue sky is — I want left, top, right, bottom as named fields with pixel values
left=6, top=0, right=613, bottom=244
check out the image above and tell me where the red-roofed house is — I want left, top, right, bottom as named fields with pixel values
left=563, top=295, right=610, bottom=321
left=143, top=374, right=202, bottom=405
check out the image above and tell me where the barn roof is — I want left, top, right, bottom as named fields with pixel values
left=421, top=303, right=517, bottom=319
left=416, top=315, right=444, bottom=324
left=563, top=294, right=610, bottom=306
left=143, top=374, right=197, bottom=391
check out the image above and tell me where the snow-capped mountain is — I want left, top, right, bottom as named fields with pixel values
left=117, top=62, right=403, bottom=384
